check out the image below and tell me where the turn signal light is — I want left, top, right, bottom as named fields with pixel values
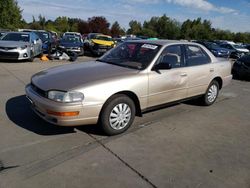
left=47, top=110, right=79, bottom=117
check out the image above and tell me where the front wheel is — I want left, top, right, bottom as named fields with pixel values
left=100, top=95, right=135, bottom=135
left=28, top=51, right=34, bottom=62
left=202, top=80, right=219, bottom=106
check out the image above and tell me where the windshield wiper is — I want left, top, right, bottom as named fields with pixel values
left=96, top=59, right=141, bottom=70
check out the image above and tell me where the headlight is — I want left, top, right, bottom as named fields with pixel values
left=18, top=45, right=27, bottom=50
left=48, top=90, right=84, bottom=103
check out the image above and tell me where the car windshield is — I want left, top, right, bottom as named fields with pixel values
left=98, top=42, right=161, bottom=70
left=62, top=36, right=81, bottom=43
left=94, top=35, right=113, bottom=41
left=1, top=33, right=30, bottom=42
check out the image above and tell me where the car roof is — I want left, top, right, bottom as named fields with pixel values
left=6, top=32, right=31, bottom=35
left=126, top=39, right=200, bottom=46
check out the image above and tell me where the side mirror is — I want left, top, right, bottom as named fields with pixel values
left=153, top=63, right=172, bottom=70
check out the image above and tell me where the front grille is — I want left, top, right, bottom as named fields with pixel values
left=0, top=51, right=19, bottom=59
left=93, top=44, right=112, bottom=50
left=31, top=83, right=47, bottom=98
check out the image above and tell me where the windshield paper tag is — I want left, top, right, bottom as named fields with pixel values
left=142, top=44, right=158, bottom=50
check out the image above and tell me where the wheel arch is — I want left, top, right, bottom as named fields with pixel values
left=212, top=76, right=223, bottom=89
left=100, top=91, right=142, bottom=118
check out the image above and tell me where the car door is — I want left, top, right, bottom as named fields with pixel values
left=148, top=45, right=188, bottom=107
left=34, top=33, right=42, bottom=55
left=183, top=45, right=213, bottom=97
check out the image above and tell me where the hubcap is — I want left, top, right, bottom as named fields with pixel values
left=109, top=103, right=131, bottom=130
left=207, top=84, right=218, bottom=103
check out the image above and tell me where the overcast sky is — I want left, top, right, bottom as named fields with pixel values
left=18, top=0, right=250, bottom=32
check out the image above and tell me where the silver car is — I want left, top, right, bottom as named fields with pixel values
left=26, top=40, right=232, bottom=135
left=0, top=32, right=43, bottom=61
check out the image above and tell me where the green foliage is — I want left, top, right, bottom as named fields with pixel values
left=111, top=21, right=125, bottom=37
left=0, top=0, right=23, bottom=30
left=1, top=1, right=249, bottom=44
left=181, top=18, right=213, bottom=40
left=127, top=20, right=142, bottom=35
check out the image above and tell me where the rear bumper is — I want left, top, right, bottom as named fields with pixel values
left=25, top=84, right=101, bottom=126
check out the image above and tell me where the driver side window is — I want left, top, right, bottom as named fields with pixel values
left=157, top=45, right=183, bottom=68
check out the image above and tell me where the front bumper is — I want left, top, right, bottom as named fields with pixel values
left=0, top=48, right=30, bottom=60
left=91, top=44, right=113, bottom=55
left=25, top=84, right=101, bottom=126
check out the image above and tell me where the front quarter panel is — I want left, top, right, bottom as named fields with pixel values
left=77, top=72, right=148, bottom=112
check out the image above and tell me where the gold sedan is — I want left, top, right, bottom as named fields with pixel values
left=26, top=40, right=232, bottom=135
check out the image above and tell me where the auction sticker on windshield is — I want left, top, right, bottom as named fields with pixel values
left=141, top=44, right=158, bottom=50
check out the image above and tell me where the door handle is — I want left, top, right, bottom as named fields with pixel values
left=180, top=73, right=187, bottom=77
left=210, top=68, right=214, bottom=72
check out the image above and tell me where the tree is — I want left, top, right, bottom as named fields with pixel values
left=181, top=18, right=213, bottom=40
left=142, top=15, right=180, bottom=39
left=68, top=18, right=80, bottom=32
left=78, top=20, right=90, bottom=34
left=110, top=21, right=124, bottom=37
left=127, top=20, right=142, bottom=35
left=88, top=16, right=110, bottom=34
left=38, top=14, right=46, bottom=30
left=54, top=16, right=69, bottom=33
left=0, top=0, right=23, bottom=29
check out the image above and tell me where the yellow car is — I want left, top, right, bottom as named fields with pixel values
left=84, top=33, right=116, bottom=56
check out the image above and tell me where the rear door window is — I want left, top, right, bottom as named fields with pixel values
left=185, top=45, right=211, bottom=66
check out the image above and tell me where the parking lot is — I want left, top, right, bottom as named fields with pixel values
left=0, top=58, right=250, bottom=188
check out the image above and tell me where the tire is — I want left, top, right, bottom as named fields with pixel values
left=201, top=80, right=219, bottom=106
left=100, top=94, right=135, bottom=136
left=28, top=51, right=34, bottom=62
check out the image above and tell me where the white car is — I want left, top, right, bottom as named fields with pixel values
left=0, top=32, right=43, bottom=61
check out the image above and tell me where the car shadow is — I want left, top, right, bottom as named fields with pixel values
left=5, top=95, right=75, bottom=135
left=0, top=59, right=29, bottom=63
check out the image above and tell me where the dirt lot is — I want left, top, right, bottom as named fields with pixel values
left=0, top=58, right=249, bottom=188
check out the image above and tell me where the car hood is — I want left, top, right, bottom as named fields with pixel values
left=0, top=40, right=30, bottom=47
left=235, top=48, right=249, bottom=53
left=211, top=47, right=230, bottom=52
left=31, top=61, right=139, bottom=91
left=91, top=39, right=114, bottom=46
left=60, top=42, right=82, bottom=47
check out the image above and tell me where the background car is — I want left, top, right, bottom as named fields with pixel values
left=196, top=41, right=232, bottom=58
left=0, top=32, right=42, bottom=61
left=232, top=54, right=250, bottom=80
left=63, top=32, right=83, bottom=43
left=244, top=44, right=250, bottom=51
left=220, top=43, right=249, bottom=58
left=59, top=35, right=84, bottom=56
left=34, top=30, right=57, bottom=54
left=84, top=33, right=115, bottom=56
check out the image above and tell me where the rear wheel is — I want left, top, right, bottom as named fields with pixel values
left=201, top=80, right=219, bottom=106
left=100, top=95, right=135, bottom=135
